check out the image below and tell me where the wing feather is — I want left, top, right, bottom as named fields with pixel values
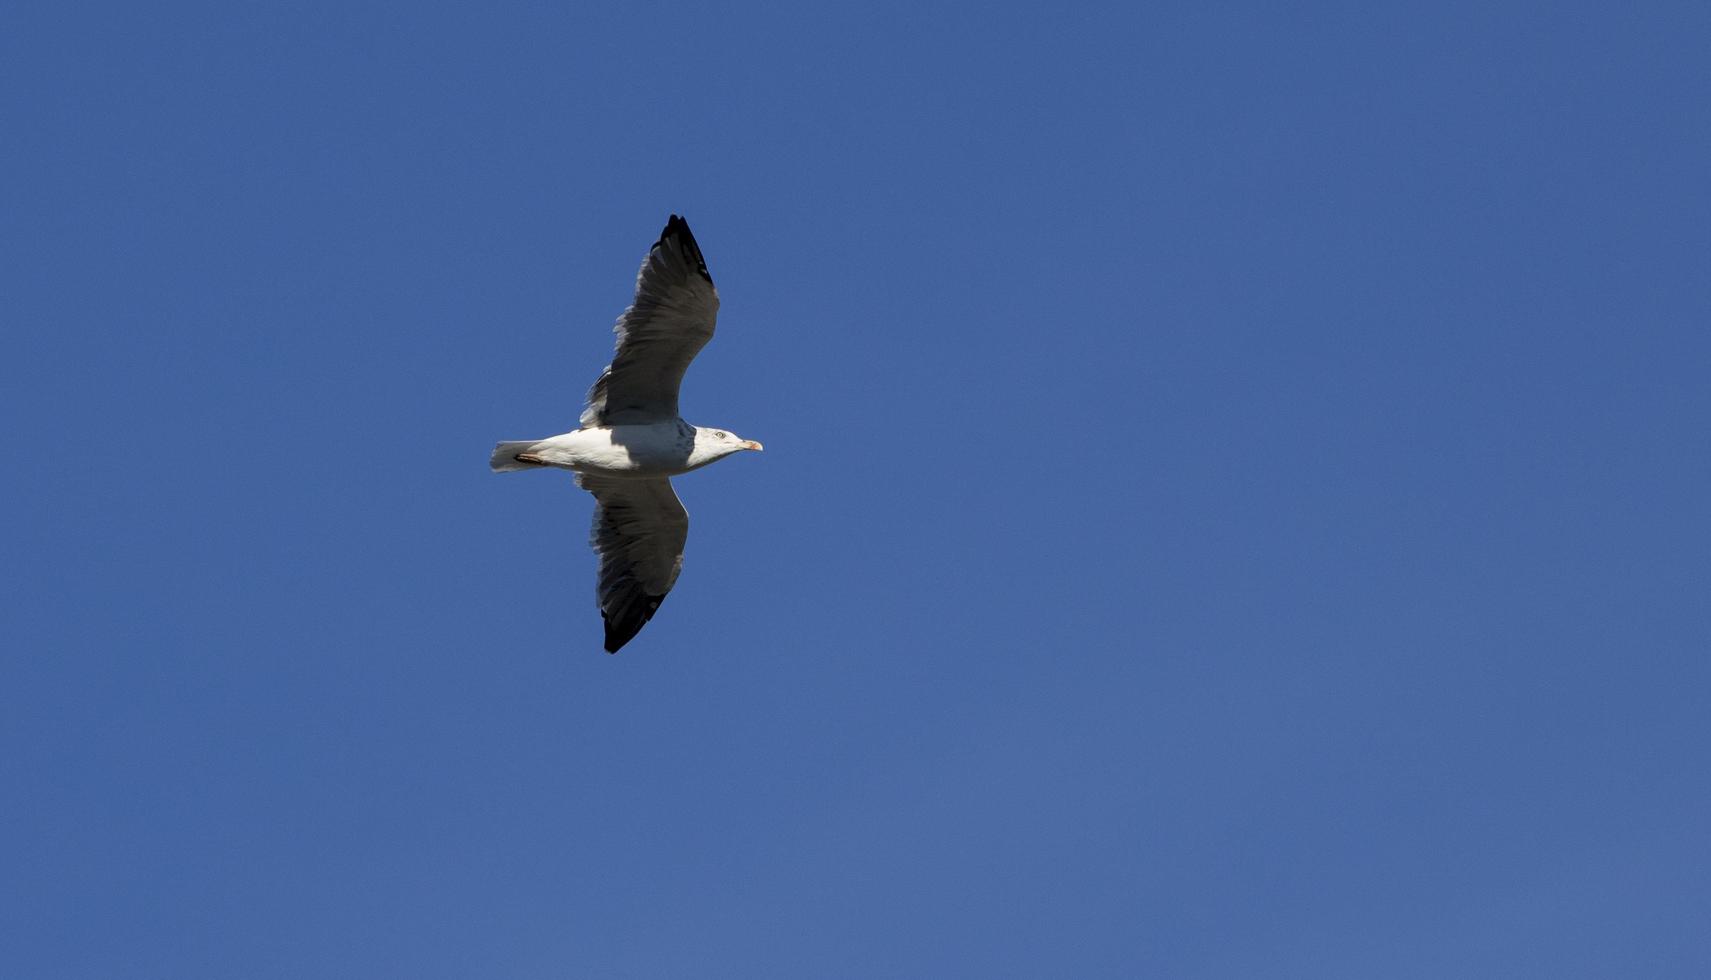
left=577, top=474, right=689, bottom=653
left=580, top=215, right=719, bottom=426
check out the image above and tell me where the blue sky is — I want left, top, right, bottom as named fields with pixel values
left=4, top=2, right=1708, bottom=976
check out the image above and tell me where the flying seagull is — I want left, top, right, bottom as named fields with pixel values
left=490, top=216, right=762, bottom=653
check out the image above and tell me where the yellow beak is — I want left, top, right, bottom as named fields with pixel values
left=743, top=440, right=764, bottom=452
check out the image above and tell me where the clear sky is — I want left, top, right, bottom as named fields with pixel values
left=4, top=2, right=1708, bottom=977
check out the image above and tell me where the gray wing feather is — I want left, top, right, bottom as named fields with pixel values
left=580, top=215, right=719, bottom=427
left=577, top=474, right=690, bottom=653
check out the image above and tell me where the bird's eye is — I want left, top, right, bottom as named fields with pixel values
left=717, top=431, right=729, bottom=439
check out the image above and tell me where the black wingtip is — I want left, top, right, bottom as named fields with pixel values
left=601, top=593, right=667, bottom=654
left=657, top=214, right=712, bottom=284
left=603, top=625, right=628, bottom=654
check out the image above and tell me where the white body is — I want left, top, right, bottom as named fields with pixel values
left=490, top=421, right=755, bottom=478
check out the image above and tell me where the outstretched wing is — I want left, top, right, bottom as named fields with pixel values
left=580, top=215, right=720, bottom=427
left=577, top=474, right=690, bottom=653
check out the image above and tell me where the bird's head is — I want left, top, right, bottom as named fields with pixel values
left=691, top=426, right=764, bottom=466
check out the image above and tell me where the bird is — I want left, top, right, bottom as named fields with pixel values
left=489, top=216, right=762, bottom=653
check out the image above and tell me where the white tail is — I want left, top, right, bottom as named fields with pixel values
left=490, top=440, right=542, bottom=472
